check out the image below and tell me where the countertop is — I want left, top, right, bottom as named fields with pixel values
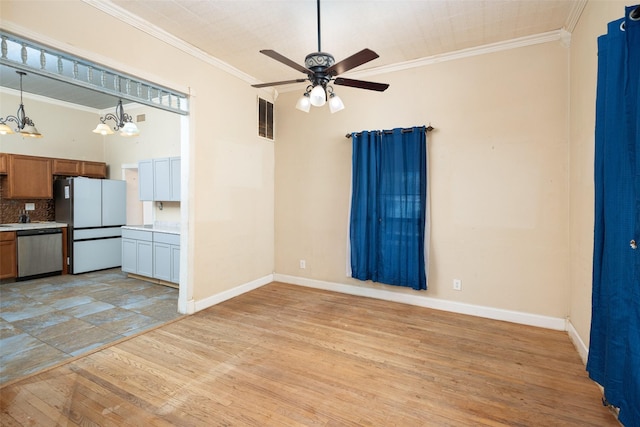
left=0, top=222, right=68, bottom=232
left=122, top=223, right=181, bottom=235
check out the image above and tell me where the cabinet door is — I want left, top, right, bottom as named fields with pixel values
left=121, top=238, right=137, bottom=273
left=153, top=158, right=171, bottom=201
left=0, top=232, right=17, bottom=279
left=170, top=245, right=180, bottom=284
left=170, top=157, right=181, bottom=201
left=52, top=159, right=81, bottom=175
left=6, top=155, right=52, bottom=199
left=153, top=242, right=171, bottom=282
left=0, top=153, right=7, bottom=174
left=81, top=161, right=107, bottom=178
left=137, top=240, right=153, bottom=277
left=138, top=159, right=153, bottom=201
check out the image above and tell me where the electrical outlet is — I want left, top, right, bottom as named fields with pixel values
left=299, top=259, right=306, bottom=269
left=453, top=279, right=462, bottom=291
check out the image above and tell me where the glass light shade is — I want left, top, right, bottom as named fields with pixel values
left=20, top=124, right=42, bottom=138
left=329, top=94, right=345, bottom=113
left=0, top=123, right=14, bottom=135
left=295, top=94, right=311, bottom=112
left=120, top=121, right=140, bottom=137
left=92, top=123, right=115, bottom=135
left=309, top=85, right=326, bottom=107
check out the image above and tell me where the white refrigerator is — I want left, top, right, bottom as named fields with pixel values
left=54, top=177, right=126, bottom=274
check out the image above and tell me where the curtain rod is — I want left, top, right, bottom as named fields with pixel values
left=345, top=125, right=434, bottom=139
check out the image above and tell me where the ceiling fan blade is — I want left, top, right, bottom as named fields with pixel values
left=260, top=50, right=310, bottom=74
left=252, top=79, right=308, bottom=88
left=325, top=48, right=379, bottom=76
left=334, top=77, right=389, bottom=92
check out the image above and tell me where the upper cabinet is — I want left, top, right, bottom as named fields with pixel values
left=139, top=157, right=181, bottom=202
left=52, top=158, right=106, bottom=178
left=52, top=158, right=81, bottom=176
left=6, top=154, right=53, bottom=199
left=2, top=154, right=107, bottom=199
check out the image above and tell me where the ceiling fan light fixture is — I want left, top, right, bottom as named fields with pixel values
left=329, top=93, right=345, bottom=113
left=296, top=93, right=311, bottom=113
left=309, top=85, right=326, bottom=107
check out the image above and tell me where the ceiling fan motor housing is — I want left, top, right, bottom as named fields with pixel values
left=305, top=52, right=335, bottom=87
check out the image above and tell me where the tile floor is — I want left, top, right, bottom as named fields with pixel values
left=0, top=268, right=181, bottom=384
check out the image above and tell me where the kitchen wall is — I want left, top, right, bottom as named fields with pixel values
left=275, top=40, right=570, bottom=319
left=568, top=0, right=627, bottom=357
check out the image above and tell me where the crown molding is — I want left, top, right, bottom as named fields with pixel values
left=564, top=0, right=588, bottom=33
left=343, top=29, right=571, bottom=81
left=82, top=0, right=258, bottom=86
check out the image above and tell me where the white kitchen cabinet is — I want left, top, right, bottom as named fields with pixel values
left=138, top=157, right=180, bottom=202
left=121, top=229, right=153, bottom=277
left=122, top=227, right=180, bottom=284
left=170, top=244, right=180, bottom=283
left=153, top=231, right=180, bottom=284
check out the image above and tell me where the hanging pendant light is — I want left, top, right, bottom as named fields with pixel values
left=0, top=71, right=43, bottom=138
left=92, top=99, right=139, bottom=137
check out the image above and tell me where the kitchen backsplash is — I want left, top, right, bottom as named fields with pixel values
left=0, top=176, right=55, bottom=223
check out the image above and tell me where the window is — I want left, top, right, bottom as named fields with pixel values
left=258, top=98, right=274, bottom=140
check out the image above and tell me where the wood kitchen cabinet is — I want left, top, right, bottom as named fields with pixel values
left=0, top=231, right=17, bottom=279
left=5, top=154, right=52, bottom=199
left=52, top=158, right=106, bottom=178
left=52, top=158, right=81, bottom=175
left=153, top=231, right=180, bottom=283
left=81, top=161, right=107, bottom=178
left=0, top=153, right=7, bottom=174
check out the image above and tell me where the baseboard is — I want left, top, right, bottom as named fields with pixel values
left=273, top=274, right=567, bottom=331
left=194, top=274, right=274, bottom=312
left=566, top=320, right=589, bottom=364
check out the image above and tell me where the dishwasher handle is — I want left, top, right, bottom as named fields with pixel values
left=16, top=228, right=63, bottom=236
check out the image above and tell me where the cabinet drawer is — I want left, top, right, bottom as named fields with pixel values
left=121, top=229, right=153, bottom=241
left=153, top=232, right=180, bottom=245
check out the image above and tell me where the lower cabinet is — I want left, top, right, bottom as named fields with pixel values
left=0, top=232, right=17, bottom=279
left=122, top=228, right=179, bottom=284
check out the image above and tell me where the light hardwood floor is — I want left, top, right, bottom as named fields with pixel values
left=0, top=282, right=619, bottom=426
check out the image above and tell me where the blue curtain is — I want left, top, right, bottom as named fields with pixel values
left=587, top=6, right=640, bottom=427
left=349, top=126, right=427, bottom=290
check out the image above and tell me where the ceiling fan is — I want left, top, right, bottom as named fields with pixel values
left=251, top=0, right=389, bottom=112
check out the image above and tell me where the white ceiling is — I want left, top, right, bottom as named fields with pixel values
left=109, top=0, right=584, bottom=87
left=1, top=0, right=585, bottom=108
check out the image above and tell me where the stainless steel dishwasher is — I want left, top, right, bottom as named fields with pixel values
left=16, top=228, right=63, bottom=280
